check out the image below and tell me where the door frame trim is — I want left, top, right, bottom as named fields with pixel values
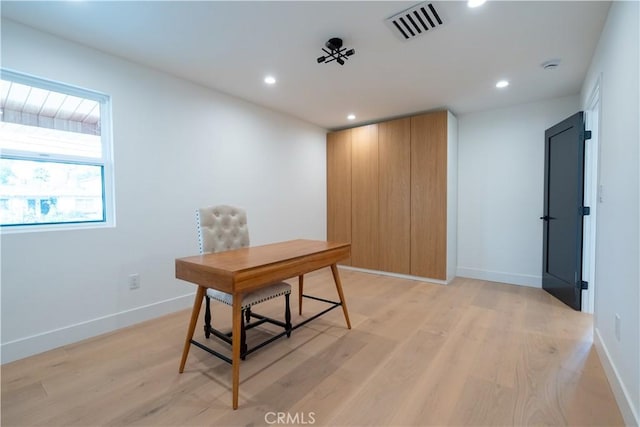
left=582, top=75, right=601, bottom=314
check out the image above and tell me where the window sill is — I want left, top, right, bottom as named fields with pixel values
left=1, top=221, right=115, bottom=235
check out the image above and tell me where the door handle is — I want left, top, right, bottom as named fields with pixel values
left=539, top=215, right=555, bottom=221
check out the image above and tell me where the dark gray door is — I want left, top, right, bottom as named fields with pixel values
left=542, top=112, right=587, bottom=310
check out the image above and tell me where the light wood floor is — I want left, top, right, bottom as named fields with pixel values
left=1, top=269, right=624, bottom=426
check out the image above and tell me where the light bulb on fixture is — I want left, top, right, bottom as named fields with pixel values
left=347, top=114, right=356, bottom=120
left=264, top=76, right=276, bottom=85
left=496, top=80, right=509, bottom=88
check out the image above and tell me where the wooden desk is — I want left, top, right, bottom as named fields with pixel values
left=175, top=239, right=351, bottom=409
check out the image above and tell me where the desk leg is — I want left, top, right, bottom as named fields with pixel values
left=179, top=286, right=206, bottom=373
left=330, top=264, right=351, bottom=329
left=231, top=293, right=243, bottom=409
left=298, top=274, right=304, bottom=315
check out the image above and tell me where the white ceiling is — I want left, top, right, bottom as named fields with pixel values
left=1, top=1, right=610, bottom=130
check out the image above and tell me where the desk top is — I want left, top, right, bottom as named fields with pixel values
left=175, top=239, right=350, bottom=294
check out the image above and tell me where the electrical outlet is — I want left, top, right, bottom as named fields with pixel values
left=615, top=314, right=621, bottom=341
left=128, top=273, right=140, bottom=290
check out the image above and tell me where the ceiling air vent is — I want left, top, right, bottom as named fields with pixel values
left=386, top=2, right=444, bottom=41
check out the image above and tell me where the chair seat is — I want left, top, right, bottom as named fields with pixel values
left=206, top=282, right=291, bottom=310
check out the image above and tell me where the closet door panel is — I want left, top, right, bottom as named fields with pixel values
left=327, top=129, right=352, bottom=265
left=411, top=112, right=447, bottom=279
left=351, top=124, right=379, bottom=269
left=378, top=118, right=411, bottom=274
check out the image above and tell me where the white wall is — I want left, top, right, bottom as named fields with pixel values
left=580, top=2, right=639, bottom=424
left=0, top=20, right=327, bottom=363
left=456, top=95, right=579, bottom=287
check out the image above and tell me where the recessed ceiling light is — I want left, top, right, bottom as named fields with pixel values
left=468, top=0, right=486, bottom=8
left=496, top=80, right=509, bottom=88
left=347, top=114, right=356, bottom=120
left=264, top=76, right=276, bottom=85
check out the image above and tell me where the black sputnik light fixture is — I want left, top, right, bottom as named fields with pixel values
left=316, top=38, right=355, bottom=66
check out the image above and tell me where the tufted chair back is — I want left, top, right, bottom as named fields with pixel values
left=196, top=205, right=250, bottom=254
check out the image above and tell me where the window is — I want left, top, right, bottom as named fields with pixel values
left=0, top=69, right=114, bottom=231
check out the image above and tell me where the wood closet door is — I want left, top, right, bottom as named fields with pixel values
left=411, top=112, right=447, bottom=280
left=378, top=118, right=411, bottom=274
left=327, top=129, right=352, bottom=265
left=351, top=125, right=379, bottom=269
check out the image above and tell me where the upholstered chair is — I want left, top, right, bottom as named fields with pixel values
left=196, top=205, right=292, bottom=359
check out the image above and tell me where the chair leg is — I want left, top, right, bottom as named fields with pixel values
left=204, top=296, right=211, bottom=338
left=245, top=306, right=251, bottom=324
left=285, top=294, right=292, bottom=338
left=240, top=308, right=248, bottom=360
left=298, top=275, right=304, bottom=315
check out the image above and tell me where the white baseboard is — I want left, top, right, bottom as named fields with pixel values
left=456, top=267, right=541, bottom=288
left=339, top=265, right=449, bottom=285
left=594, top=328, right=640, bottom=426
left=1, top=293, right=195, bottom=364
